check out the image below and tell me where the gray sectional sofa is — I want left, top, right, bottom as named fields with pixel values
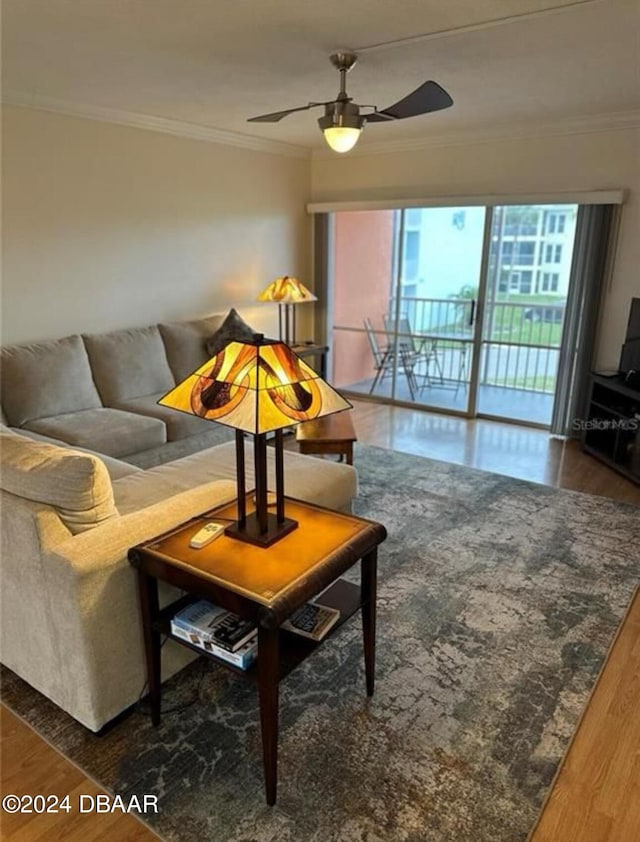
left=0, top=315, right=358, bottom=731
left=0, top=316, right=235, bottom=467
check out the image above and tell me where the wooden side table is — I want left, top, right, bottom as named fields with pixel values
left=296, top=410, right=358, bottom=465
left=128, top=495, right=386, bottom=805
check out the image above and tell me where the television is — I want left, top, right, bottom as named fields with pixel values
left=619, top=297, right=640, bottom=374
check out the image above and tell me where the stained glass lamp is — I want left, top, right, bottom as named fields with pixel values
left=158, top=334, right=351, bottom=547
left=257, top=276, right=317, bottom=345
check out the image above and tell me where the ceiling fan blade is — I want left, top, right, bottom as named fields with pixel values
left=366, top=81, right=453, bottom=123
left=247, top=102, right=326, bottom=123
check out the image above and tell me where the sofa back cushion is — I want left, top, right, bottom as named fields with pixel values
left=159, top=315, right=224, bottom=382
left=0, top=430, right=118, bottom=533
left=83, top=326, right=175, bottom=405
left=1, top=335, right=102, bottom=427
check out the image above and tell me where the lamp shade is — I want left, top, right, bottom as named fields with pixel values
left=257, top=276, right=317, bottom=304
left=158, top=336, right=350, bottom=435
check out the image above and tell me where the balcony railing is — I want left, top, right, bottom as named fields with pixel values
left=388, top=296, right=565, bottom=394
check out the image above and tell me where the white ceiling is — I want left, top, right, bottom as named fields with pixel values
left=2, top=0, right=639, bottom=151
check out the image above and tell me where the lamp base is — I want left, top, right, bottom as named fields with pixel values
left=225, top=512, right=298, bottom=548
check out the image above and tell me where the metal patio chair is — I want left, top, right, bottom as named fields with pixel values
left=383, top=315, right=444, bottom=394
left=364, top=317, right=394, bottom=394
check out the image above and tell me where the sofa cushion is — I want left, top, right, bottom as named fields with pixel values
left=1, top=335, right=102, bottom=427
left=159, top=316, right=225, bottom=382
left=112, top=469, right=199, bottom=514
left=24, top=408, right=167, bottom=459
left=0, top=430, right=118, bottom=534
left=205, top=308, right=256, bottom=357
left=113, top=439, right=358, bottom=514
left=83, top=326, right=175, bottom=405
left=112, top=393, right=214, bottom=441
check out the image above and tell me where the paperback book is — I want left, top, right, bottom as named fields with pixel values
left=170, top=621, right=257, bottom=669
left=172, top=599, right=256, bottom=652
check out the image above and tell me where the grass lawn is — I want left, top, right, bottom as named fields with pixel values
left=428, top=295, right=565, bottom=347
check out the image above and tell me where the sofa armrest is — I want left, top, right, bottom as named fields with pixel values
left=47, top=479, right=237, bottom=572
left=35, top=479, right=237, bottom=731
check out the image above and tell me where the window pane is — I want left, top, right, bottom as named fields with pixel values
left=481, top=203, right=578, bottom=425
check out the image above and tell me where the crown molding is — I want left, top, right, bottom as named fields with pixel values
left=4, top=93, right=638, bottom=163
left=1, top=91, right=311, bottom=159
left=311, top=109, right=640, bottom=159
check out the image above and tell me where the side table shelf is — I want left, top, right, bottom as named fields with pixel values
left=154, top=578, right=363, bottom=681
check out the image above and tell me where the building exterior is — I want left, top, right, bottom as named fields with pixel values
left=400, top=204, right=578, bottom=302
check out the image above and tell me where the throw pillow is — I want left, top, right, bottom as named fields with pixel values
left=205, top=308, right=256, bottom=357
left=159, top=316, right=225, bottom=381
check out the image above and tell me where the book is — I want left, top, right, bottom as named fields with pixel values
left=172, top=600, right=225, bottom=634
left=170, top=621, right=257, bottom=670
left=172, top=600, right=256, bottom=652
left=208, top=612, right=258, bottom=652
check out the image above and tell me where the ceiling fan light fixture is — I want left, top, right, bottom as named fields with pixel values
left=247, top=52, right=453, bottom=146
left=318, top=103, right=365, bottom=154
left=322, top=125, right=362, bottom=153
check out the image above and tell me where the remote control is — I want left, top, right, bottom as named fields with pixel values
left=189, top=522, right=225, bottom=549
left=289, top=603, right=320, bottom=632
left=282, top=602, right=340, bottom=641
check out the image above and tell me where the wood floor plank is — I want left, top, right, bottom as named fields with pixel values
left=0, top=706, right=160, bottom=842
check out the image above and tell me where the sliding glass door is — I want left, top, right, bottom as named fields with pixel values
left=478, top=204, right=578, bottom=424
left=327, top=202, right=581, bottom=429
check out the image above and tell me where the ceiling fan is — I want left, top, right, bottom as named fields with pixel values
left=247, top=51, right=453, bottom=153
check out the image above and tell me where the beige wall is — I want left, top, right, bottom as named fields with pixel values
left=1, top=106, right=311, bottom=344
left=3, top=107, right=638, bottom=373
left=311, top=129, right=640, bottom=369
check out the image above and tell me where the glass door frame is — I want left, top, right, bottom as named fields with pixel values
left=465, top=206, right=494, bottom=419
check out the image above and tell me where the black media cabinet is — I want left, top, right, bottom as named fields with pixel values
left=582, top=374, right=640, bottom=484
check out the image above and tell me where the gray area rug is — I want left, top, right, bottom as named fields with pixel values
left=2, top=444, right=639, bottom=841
